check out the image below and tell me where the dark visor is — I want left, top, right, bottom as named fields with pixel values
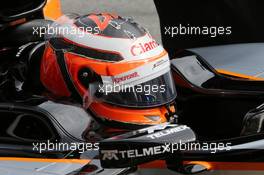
left=96, top=71, right=177, bottom=108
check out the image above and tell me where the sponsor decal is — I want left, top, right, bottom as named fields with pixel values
left=130, top=40, right=159, bottom=56
left=88, top=14, right=115, bottom=31
left=147, top=125, right=189, bottom=139
left=113, top=72, right=139, bottom=83
left=100, top=140, right=233, bottom=160
left=101, top=144, right=171, bottom=160
left=153, top=58, right=168, bottom=70
left=101, top=150, right=119, bottom=160
left=102, top=54, right=170, bottom=87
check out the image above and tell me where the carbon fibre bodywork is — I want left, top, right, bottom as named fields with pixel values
left=171, top=43, right=264, bottom=139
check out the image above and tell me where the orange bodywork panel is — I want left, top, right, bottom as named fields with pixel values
left=0, top=157, right=90, bottom=164
left=44, top=0, right=63, bottom=20
left=217, top=69, right=264, bottom=81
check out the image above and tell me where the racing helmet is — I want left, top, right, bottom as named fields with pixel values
left=40, top=13, right=177, bottom=127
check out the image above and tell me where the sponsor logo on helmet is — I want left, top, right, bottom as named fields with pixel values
left=130, top=40, right=159, bottom=56
left=153, top=58, right=168, bottom=70
left=88, top=14, right=116, bottom=31
left=113, top=72, right=139, bottom=83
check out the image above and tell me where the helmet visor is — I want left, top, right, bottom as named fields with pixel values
left=92, top=71, right=176, bottom=108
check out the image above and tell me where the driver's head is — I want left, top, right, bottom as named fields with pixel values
left=40, top=13, right=177, bottom=126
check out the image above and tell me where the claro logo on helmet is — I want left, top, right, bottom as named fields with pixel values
left=113, top=72, right=139, bottom=83
left=130, top=40, right=159, bottom=56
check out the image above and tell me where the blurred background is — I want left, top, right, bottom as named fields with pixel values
left=61, top=0, right=161, bottom=43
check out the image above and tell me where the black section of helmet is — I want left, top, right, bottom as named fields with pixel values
left=74, top=13, right=147, bottom=39
left=49, top=38, right=124, bottom=62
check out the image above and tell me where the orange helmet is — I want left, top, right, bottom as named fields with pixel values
left=40, top=13, right=177, bottom=128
